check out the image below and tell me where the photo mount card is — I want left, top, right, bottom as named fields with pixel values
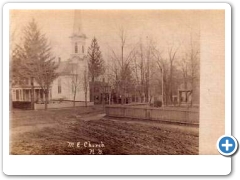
left=2, top=2, right=232, bottom=175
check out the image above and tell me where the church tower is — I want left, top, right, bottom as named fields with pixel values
left=70, top=10, right=87, bottom=61
left=51, top=10, right=89, bottom=103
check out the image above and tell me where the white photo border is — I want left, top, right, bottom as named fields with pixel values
left=3, top=2, right=231, bottom=175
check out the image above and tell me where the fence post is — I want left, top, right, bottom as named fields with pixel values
left=105, top=106, right=108, bottom=116
left=185, top=110, right=189, bottom=123
left=123, top=106, right=126, bottom=118
left=145, top=108, right=147, bottom=119
left=145, top=108, right=151, bottom=120
left=149, top=108, right=152, bottom=120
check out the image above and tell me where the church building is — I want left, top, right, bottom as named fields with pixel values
left=51, top=10, right=89, bottom=102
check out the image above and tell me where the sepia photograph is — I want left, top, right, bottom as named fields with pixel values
left=9, top=8, right=225, bottom=155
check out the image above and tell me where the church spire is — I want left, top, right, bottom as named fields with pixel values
left=70, top=10, right=86, bottom=59
left=72, top=10, right=86, bottom=38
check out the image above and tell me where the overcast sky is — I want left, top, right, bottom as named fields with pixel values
left=10, top=10, right=201, bottom=62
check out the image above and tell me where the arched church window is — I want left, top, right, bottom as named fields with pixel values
left=75, top=43, right=78, bottom=53
left=82, top=45, right=84, bottom=53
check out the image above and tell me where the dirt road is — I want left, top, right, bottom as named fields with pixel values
left=10, top=107, right=198, bottom=155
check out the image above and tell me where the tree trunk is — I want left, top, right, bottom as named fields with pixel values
left=120, top=87, right=123, bottom=105
left=123, top=86, right=126, bottom=104
left=169, top=63, right=173, bottom=104
left=184, top=79, right=187, bottom=89
left=146, top=62, right=150, bottom=104
left=44, top=89, right=49, bottom=110
left=85, top=91, right=87, bottom=107
left=149, top=95, right=152, bottom=106
left=165, top=83, right=168, bottom=106
left=109, top=92, right=111, bottom=104
left=190, top=78, right=194, bottom=106
left=92, top=81, right=95, bottom=104
left=145, top=84, right=149, bottom=103
left=73, top=90, right=76, bottom=107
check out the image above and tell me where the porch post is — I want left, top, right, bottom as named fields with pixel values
left=38, top=89, right=40, bottom=101
left=22, top=89, right=24, bottom=101
left=31, top=77, right=34, bottom=110
left=20, top=89, right=23, bottom=101
left=29, top=89, right=31, bottom=102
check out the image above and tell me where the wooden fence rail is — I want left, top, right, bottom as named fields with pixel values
left=105, top=105, right=199, bottom=124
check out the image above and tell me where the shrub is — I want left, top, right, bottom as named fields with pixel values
left=12, top=101, right=32, bottom=109
left=154, top=100, right=162, bottom=107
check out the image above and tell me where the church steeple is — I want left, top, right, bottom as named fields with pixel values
left=70, top=10, right=86, bottom=60
left=72, top=10, right=86, bottom=38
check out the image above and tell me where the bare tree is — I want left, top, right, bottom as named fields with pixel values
left=110, top=26, right=136, bottom=104
left=34, top=55, right=58, bottom=110
left=66, top=63, right=82, bottom=107
left=144, top=37, right=157, bottom=103
left=133, top=40, right=145, bottom=103
left=117, top=27, right=128, bottom=104
left=152, top=49, right=165, bottom=106
left=176, top=32, right=200, bottom=106
left=189, top=39, right=199, bottom=88
left=132, top=50, right=140, bottom=103
left=104, top=56, right=116, bottom=104
left=83, top=68, right=89, bottom=107
left=179, top=55, right=189, bottom=90
left=187, top=34, right=200, bottom=106
left=133, top=37, right=158, bottom=104
left=167, top=41, right=180, bottom=104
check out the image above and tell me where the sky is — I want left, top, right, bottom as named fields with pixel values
left=10, top=10, right=201, bottom=62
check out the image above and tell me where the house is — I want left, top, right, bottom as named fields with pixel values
left=177, top=80, right=200, bottom=106
left=11, top=77, right=50, bottom=104
left=89, top=78, right=111, bottom=104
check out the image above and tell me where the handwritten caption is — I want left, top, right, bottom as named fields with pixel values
left=67, top=141, right=105, bottom=155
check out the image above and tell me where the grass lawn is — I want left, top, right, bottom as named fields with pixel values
left=10, top=106, right=199, bottom=155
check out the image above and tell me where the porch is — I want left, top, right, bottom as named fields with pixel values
left=11, top=88, right=52, bottom=103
